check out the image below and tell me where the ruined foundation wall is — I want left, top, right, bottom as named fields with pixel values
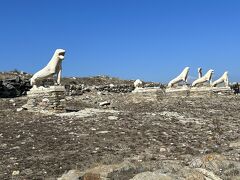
left=23, top=86, right=66, bottom=113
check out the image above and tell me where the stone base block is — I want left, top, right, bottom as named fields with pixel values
left=132, top=87, right=161, bottom=93
left=211, top=87, right=233, bottom=94
left=23, top=86, right=66, bottom=113
left=165, top=86, right=190, bottom=97
left=165, top=86, right=233, bottom=97
left=131, top=87, right=164, bottom=102
left=190, top=86, right=233, bottom=96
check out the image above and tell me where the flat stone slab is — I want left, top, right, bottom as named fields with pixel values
left=190, top=86, right=231, bottom=92
left=165, top=86, right=190, bottom=97
left=190, top=87, right=212, bottom=92
left=211, top=87, right=232, bottom=93
left=165, top=86, right=233, bottom=97
left=132, top=87, right=161, bottom=93
left=27, top=86, right=65, bottom=95
left=165, top=86, right=190, bottom=93
left=190, top=86, right=233, bottom=96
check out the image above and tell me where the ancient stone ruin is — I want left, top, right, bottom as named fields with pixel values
left=23, top=49, right=66, bottom=113
left=165, top=67, right=233, bottom=96
left=0, top=76, right=31, bottom=98
left=23, top=86, right=66, bottom=113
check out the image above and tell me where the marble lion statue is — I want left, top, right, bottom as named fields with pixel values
left=134, top=79, right=143, bottom=88
left=192, top=69, right=214, bottom=87
left=168, top=67, right=190, bottom=88
left=211, top=71, right=229, bottom=87
left=30, top=49, right=66, bottom=87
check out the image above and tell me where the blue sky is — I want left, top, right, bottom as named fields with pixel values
left=0, top=0, right=240, bottom=82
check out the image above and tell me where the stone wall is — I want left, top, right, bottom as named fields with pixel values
left=95, top=84, right=135, bottom=93
left=23, top=86, right=66, bottom=113
left=0, top=77, right=31, bottom=98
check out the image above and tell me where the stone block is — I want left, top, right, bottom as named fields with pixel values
left=23, top=86, right=66, bottom=113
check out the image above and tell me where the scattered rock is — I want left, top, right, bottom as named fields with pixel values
left=96, top=131, right=110, bottom=134
left=195, top=168, right=222, bottom=180
left=189, top=154, right=227, bottom=173
left=99, top=101, right=111, bottom=106
left=178, top=167, right=206, bottom=180
left=0, top=76, right=31, bottom=98
left=22, top=168, right=33, bottom=175
left=65, top=84, right=91, bottom=96
left=12, top=170, right=20, bottom=176
left=16, top=107, right=23, bottom=112
left=95, top=84, right=134, bottom=93
left=108, top=116, right=118, bottom=120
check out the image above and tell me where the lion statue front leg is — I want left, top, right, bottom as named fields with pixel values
left=57, top=69, right=62, bottom=85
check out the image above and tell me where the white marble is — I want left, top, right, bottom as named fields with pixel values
left=192, top=69, right=214, bottom=87
left=30, top=49, right=65, bottom=87
left=165, top=85, right=190, bottom=93
left=132, top=87, right=160, bottom=93
left=168, top=67, right=190, bottom=88
left=211, top=71, right=229, bottom=87
left=134, top=79, right=143, bottom=88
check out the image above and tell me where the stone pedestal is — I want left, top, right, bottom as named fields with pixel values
left=132, top=87, right=160, bottom=93
left=23, top=86, right=66, bottom=113
left=190, top=87, right=212, bottom=96
left=131, top=87, right=164, bottom=101
left=190, top=86, right=233, bottom=96
left=165, top=86, right=190, bottom=97
left=165, top=86, right=233, bottom=97
left=211, top=87, right=233, bottom=95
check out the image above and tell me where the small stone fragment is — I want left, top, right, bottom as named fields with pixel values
left=12, top=170, right=20, bottom=176
left=99, top=101, right=110, bottom=106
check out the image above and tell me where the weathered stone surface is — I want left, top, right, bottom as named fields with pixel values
left=165, top=86, right=190, bottom=97
left=130, top=171, right=173, bottom=180
left=178, top=167, right=206, bottom=180
left=229, top=140, right=240, bottom=148
left=23, top=86, right=66, bottom=113
left=65, top=84, right=91, bottom=96
left=0, top=76, right=31, bottom=98
left=95, top=84, right=134, bottom=93
left=195, top=168, right=222, bottom=180
left=189, top=154, right=229, bottom=174
left=58, top=108, right=119, bottom=118
left=99, top=101, right=111, bottom=106
left=168, top=67, right=189, bottom=88
left=81, top=161, right=143, bottom=180
left=57, top=170, right=82, bottom=180
left=132, top=87, right=161, bottom=93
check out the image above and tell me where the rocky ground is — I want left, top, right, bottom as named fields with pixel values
left=0, top=73, right=240, bottom=179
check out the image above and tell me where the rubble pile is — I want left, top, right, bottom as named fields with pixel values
left=65, top=84, right=91, bottom=96
left=0, top=76, right=31, bottom=98
left=95, top=84, right=135, bottom=93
